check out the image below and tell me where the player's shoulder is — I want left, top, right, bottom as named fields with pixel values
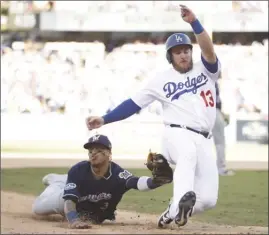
left=137, top=67, right=174, bottom=90
left=110, top=161, right=133, bottom=180
left=195, top=56, right=221, bottom=73
left=146, top=67, right=176, bottom=86
left=68, top=160, right=89, bottom=173
left=193, top=60, right=205, bottom=70
left=156, top=67, right=175, bottom=78
left=110, top=161, right=126, bottom=174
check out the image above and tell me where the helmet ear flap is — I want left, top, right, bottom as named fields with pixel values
left=166, top=51, right=172, bottom=64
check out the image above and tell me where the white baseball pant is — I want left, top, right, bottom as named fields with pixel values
left=161, top=127, right=219, bottom=219
left=32, top=174, right=67, bottom=215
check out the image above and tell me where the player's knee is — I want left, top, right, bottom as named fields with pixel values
left=202, top=195, right=217, bottom=210
left=32, top=198, right=47, bottom=215
left=32, top=199, right=41, bottom=215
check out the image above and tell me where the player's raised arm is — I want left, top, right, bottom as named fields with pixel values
left=180, top=5, right=217, bottom=66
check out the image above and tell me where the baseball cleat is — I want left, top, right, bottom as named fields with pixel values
left=157, top=205, right=173, bottom=229
left=42, top=173, right=57, bottom=186
left=42, top=173, right=66, bottom=186
left=175, top=191, right=196, bottom=227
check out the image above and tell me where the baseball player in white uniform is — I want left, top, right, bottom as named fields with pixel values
left=86, top=5, right=220, bottom=229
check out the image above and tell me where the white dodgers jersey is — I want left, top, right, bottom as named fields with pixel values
left=131, top=59, right=221, bottom=131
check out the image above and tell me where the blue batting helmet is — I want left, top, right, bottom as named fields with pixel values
left=165, top=33, right=193, bottom=63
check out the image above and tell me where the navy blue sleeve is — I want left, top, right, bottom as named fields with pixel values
left=63, top=166, right=80, bottom=202
left=201, top=54, right=219, bottom=74
left=102, top=99, right=141, bottom=125
left=125, top=176, right=139, bottom=190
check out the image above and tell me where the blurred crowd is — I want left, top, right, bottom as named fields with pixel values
left=6, top=1, right=268, bottom=14
left=42, top=1, right=269, bottom=14
left=1, top=38, right=268, bottom=118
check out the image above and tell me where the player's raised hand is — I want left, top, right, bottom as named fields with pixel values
left=86, top=116, right=104, bottom=130
left=179, top=4, right=197, bottom=23
left=69, top=219, right=91, bottom=229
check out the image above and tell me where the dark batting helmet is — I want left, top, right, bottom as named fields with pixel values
left=165, top=33, right=193, bottom=64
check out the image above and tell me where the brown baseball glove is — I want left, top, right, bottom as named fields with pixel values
left=146, top=151, right=173, bottom=185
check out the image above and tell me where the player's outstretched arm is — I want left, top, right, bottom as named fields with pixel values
left=64, top=200, right=91, bottom=229
left=86, top=76, right=158, bottom=131
left=122, top=152, right=173, bottom=191
left=180, top=4, right=217, bottom=65
left=86, top=99, right=141, bottom=130
left=125, top=176, right=164, bottom=191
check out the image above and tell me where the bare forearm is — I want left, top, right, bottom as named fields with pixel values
left=64, top=200, right=79, bottom=223
left=194, top=31, right=215, bottom=59
left=191, top=19, right=216, bottom=63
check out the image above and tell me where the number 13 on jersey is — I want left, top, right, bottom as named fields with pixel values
left=200, top=90, right=215, bottom=107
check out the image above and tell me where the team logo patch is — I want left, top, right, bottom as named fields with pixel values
left=175, top=35, right=183, bottom=42
left=119, top=170, right=132, bottom=180
left=92, top=135, right=100, bottom=142
left=64, top=183, right=76, bottom=190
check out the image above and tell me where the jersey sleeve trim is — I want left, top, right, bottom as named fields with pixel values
left=125, top=176, right=139, bottom=189
left=63, top=194, right=79, bottom=201
left=201, top=54, right=219, bottom=74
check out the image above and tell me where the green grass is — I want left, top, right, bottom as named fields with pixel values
left=1, top=168, right=268, bottom=227
left=1, top=142, right=145, bottom=155
left=1, top=141, right=84, bottom=153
